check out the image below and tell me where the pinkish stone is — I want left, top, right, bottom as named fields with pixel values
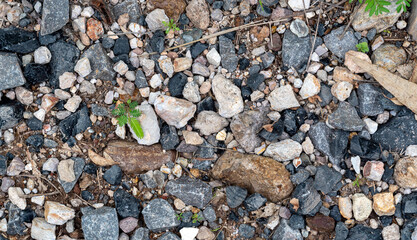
left=270, top=7, right=293, bottom=21
left=119, top=217, right=138, bottom=233
left=41, top=94, right=60, bottom=113
left=363, top=161, right=384, bottom=181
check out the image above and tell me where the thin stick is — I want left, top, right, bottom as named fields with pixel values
left=18, top=174, right=64, bottom=196
left=305, top=4, right=322, bottom=73
left=22, top=191, right=60, bottom=199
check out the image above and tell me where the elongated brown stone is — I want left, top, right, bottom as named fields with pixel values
left=211, top=151, right=293, bottom=202
left=103, top=140, right=175, bottom=174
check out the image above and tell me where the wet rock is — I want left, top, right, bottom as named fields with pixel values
left=58, top=157, right=85, bottom=193
left=324, top=26, right=358, bottom=59
left=309, top=122, right=349, bottom=168
left=142, top=198, right=180, bottom=231
left=49, top=41, right=80, bottom=88
left=268, top=85, right=300, bottom=111
left=372, top=44, right=407, bottom=71
left=352, top=0, right=402, bottom=32
left=165, top=176, right=212, bottom=208
left=352, top=193, right=372, bottom=221
left=0, top=27, right=39, bottom=54
left=314, top=165, right=342, bottom=194
left=114, top=189, right=141, bottom=218
left=372, top=109, right=417, bottom=150
left=231, top=109, right=269, bottom=152
left=306, top=214, right=335, bottom=232
left=271, top=219, right=302, bottom=240
left=212, top=151, right=293, bottom=202
left=41, top=0, right=69, bottom=35
left=212, top=74, right=244, bottom=118
left=264, top=139, right=303, bottom=161
left=394, top=157, right=417, bottom=188
left=186, top=0, right=210, bottom=30
left=44, top=201, right=75, bottom=225
left=327, top=102, right=364, bottom=131
left=154, top=95, right=196, bottom=128
left=81, top=207, right=119, bottom=240
left=373, top=192, right=395, bottom=216
left=0, top=52, right=26, bottom=91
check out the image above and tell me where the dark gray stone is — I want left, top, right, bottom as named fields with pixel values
left=81, top=206, right=119, bottom=240
left=290, top=168, right=310, bottom=185
left=226, top=186, right=248, bottom=208
left=401, top=218, right=417, bottom=240
left=372, top=109, right=417, bottom=151
left=346, top=224, right=382, bottom=240
left=41, top=0, right=69, bottom=35
left=140, top=171, right=157, bottom=188
left=7, top=204, right=26, bottom=236
left=260, top=52, right=275, bottom=69
left=203, top=206, right=217, bottom=222
left=168, top=72, right=187, bottom=97
left=357, top=83, right=385, bottom=116
left=111, top=0, right=141, bottom=22
left=313, top=165, right=342, bottom=194
left=114, top=189, right=141, bottom=218
left=219, top=36, right=238, bottom=72
left=27, top=117, right=43, bottom=130
left=323, top=26, right=358, bottom=59
left=247, top=73, right=265, bottom=91
left=157, top=232, right=180, bottom=240
left=319, top=84, right=332, bottom=107
left=0, top=102, right=24, bottom=130
left=402, top=192, right=417, bottom=217
left=0, top=27, right=40, bottom=54
left=327, top=102, right=365, bottom=131
left=58, top=157, right=85, bottom=193
left=44, top=139, right=58, bottom=148
left=0, top=52, right=26, bottom=91
left=309, top=122, right=349, bottom=167
left=271, top=219, right=302, bottom=240
left=289, top=214, right=305, bottom=229
left=49, top=41, right=80, bottom=88
left=25, top=134, right=44, bottom=151
left=238, top=224, right=256, bottom=239
left=335, top=222, right=349, bottom=240
left=244, top=193, right=267, bottom=211
left=59, top=105, right=92, bottom=142
left=0, top=155, right=6, bottom=176
left=135, top=70, right=148, bottom=88
left=81, top=44, right=116, bottom=81
left=142, top=198, right=180, bottom=232
left=160, top=124, right=179, bottom=150
left=165, top=176, right=212, bottom=208
left=131, top=228, right=150, bottom=240
left=103, top=165, right=122, bottom=185
left=291, top=178, right=322, bottom=216
left=91, top=104, right=109, bottom=117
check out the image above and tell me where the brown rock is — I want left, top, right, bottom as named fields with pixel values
left=211, top=151, right=293, bottom=202
left=268, top=33, right=282, bottom=51
left=103, top=140, right=175, bottom=174
left=306, top=214, right=335, bottom=232
left=250, top=26, right=270, bottom=44
left=408, top=0, right=417, bottom=40
left=373, top=192, right=396, bottom=216
left=344, top=50, right=372, bottom=73
left=149, top=0, right=186, bottom=21
left=333, top=66, right=363, bottom=83
left=372, top=44, right=407, bottom=72
left=186, top=0, right=210, bottom=30
left=394, top=157, right=417, bottom=188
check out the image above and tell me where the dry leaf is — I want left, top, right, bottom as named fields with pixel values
left=88, top=149, right=117, bottom=166
left=347, top=51, right=417, bottom=115
left=290, top=198, right=299, bottom=211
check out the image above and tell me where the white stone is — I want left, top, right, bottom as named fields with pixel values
left=252, top=46, right=265, bottom=57
left=382, top=224, right=400, bottom=240
left=396, top=20, right=407, bottom=30
left=264, top=139, right=303, bottom=161
left=211, top=74, right=244, bottom=118
left=268, top=85, right=300, bottom=111
left=55, top=89, right=71, bottom=100
left=352, top=193, right=372, bottom=221
left=64, top=95, right=82, bottom=112
left=44, top=201, right=75, bottom=225
left=58, top=160, right=76, bottom=182
left=290, top=19, right=309, bottom=38
left=405, top=145, right=417, bottom=157
left=351, top=156, right=361, bottom=174
left=43, top=158, right=59, bottom=172
left=180, top=227, right=199, bottom=240
left=34, top=109, right=46, bottom=122
left=183, top=81, right=201, bottom=103
left=206, top=48, right=221, bottom=67
left=74, top=57, right=91, bottom=77
left=3, top=130, right=14, bottom=144
left=331, top=81, right=353, bottom=101
left=154, top=95, right=196, bottom=128
left=183, top=131, right=203, bottom=145
left=128, top=22, right=146, bottom=37
left=34, top=46, right=52, bottom=64
left=8, top=187, right=27, bottom=210
left=145, top=9, right=169, bottom=32
left=293, top=78, right=303, bottom=88
left=299, top=74, right=320, bottom=99
left=158, top=56, right=174, bottom=78
left=15, top=87, right=33, bottom=105
left=364, top=118, right=378, bottom=134
left=114, top=61, right=129, bottom=75
left=59, top=72, right=77, bottom=89
left=32, top=196, right=45, bottom=206
left=0, top=218, right=7, bottom=232
left=81, top=6, right=94, bottom=17
left=31, top=218, right=56, bottom=240
left=115, top=124, right=126, bottom=139
left=130, top=104, right=160, bottom=146
left=301, top=137, right=314, bottom=155
left=71, top=5, right=82, bottom=19
left=149, top=74, right=163, bottom=88
left=105, top=91, right=114, bottom=104
left=288, top=0, right=310, bottom=11
left=267, top=111, right=281, bottom=121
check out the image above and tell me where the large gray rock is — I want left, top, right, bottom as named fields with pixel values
left=282, top=31, right=321, bottom=72
left=165, top=176, right=212, bottom=208
left=111, top=0, right=141, bottom=22
left=324, top=26, right=358, bottom=59
left=142, top=198, right=180, bottom=232
left=0, top=102, right=24, bottom=130
left=291, top=178, right=322, bottom=216
left=41, top=0, right=69, bottom=35
left=81, top=207, right=119, bottom=240
left=230, top=108, right=269, bottom=152
left=49, top=41, right=80, bottom=88
left=81, top=44, right=116, bottom=81
left=313, top=165, right=342, bottom=194
left=0, top=52, right=26, bottom=91
left=327, top=101, right=365, bottom=131
left=131, top=228, right=150, bottom=240
left=271, top=219, right=302, bottom=240
left=58, top=157, right=85, bottom=193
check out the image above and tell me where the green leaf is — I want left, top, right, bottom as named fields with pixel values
left=117, top=115, right=128, bottom=126
left=365, top=0, right=375, bottom=12
left=128, top=117, right=144, bottom=139
left=130, top=109, right=142, bottom=118
left=397, top=4, right=403, bottom=11
left=128, top=100, right=138, bottom=109
left=380, top=6, right=390, bottom=12
left=356, top=42, right=369, bottom=53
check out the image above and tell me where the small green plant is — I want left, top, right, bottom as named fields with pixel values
left=356, top=42, right=369, bottom=53
left=352, top=174, right=362, bottom=188
left=212, top=227, right=221, bottom=232
left=162, top=19, right=180, bottom=34
left=192, top=213, right=204, bottom=223
left=111, top=99, right=144, bottom=139
left=259, top=0, right=264, bottom=11
left=176, top=213, right=184, bottom=221
left=349, top=0, right=412, bottom=17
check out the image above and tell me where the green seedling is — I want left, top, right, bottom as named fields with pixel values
left=349, top=0, right=412, bottom=17
left=352, top=174, right=362, bottom=188
left=356, top=42, right=369, bottom=53
left=259, top=0, right=264, bottom=11
left=112, top=99, right=144, bottom=139
left=192, top=213, right=204, bottom=223
left=162, top=19, right=180, bottom=34
left=176, top=213, right=184, bottom=221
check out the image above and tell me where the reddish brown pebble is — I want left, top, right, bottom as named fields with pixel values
left=86, top=18, right=104, bottom=41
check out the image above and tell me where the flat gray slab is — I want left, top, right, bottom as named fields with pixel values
left=0, top=52, right=26, bottom=91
